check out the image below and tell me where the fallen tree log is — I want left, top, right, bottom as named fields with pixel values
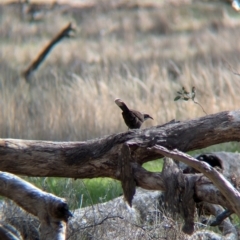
left=1, top=110, right=240, bottom=204
left=0, top=110, right=240, bottom=179
left=150, top=146, right=240, bottom=216
left=1, top=109, right=240, bottom=237
left=0, top=172, right=72, bottom=240
left=1, top=189, right=237, bottom=240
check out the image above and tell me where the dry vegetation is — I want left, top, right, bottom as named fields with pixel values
left=0, top=0, right=240, bottom=142
left=1, top=0, right=240, bottom=239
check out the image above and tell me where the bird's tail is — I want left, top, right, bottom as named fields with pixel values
left=115, top=98, right=130, bottom=112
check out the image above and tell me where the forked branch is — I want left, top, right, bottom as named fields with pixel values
left=148, top=146, right=240, bottom=217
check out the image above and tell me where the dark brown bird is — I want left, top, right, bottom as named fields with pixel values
left=115, top=98, right=153, bottom=129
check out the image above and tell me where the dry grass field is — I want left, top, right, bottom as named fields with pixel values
left=0, top=0, right=240, bottom=143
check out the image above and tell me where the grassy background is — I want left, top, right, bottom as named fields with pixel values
left=1, top=0, right=240, bottom=208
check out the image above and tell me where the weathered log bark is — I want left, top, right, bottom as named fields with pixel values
left=0, top=223, right=22, bottom=240
left=162, top=157, right=196, bottom=235
left=149, top=146, right=240, bottom=216
left=0, top=172, right=72, bottom=240
left=118, top=143, right=136, bottom=206
left=0, top=110, right=240, bottom=216
left=0, top=110, right=240, bottom=179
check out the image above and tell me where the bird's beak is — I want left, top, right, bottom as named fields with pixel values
left=145, top=114, right=153, bottom=120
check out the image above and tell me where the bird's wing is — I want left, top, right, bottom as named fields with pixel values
left=131, top=110, right=144, bottom=122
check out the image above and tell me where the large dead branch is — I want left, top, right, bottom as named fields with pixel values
left=22, top=22, right=75, bottom=80
left=1, top=109, right=240, bottom=237
left=0, top=171, right=72, bottom=240
left=0, top=110, right=240, bottom=213
left=149, top=146, right=240, bottom=216
left=0, top=110, right=240, bottom=178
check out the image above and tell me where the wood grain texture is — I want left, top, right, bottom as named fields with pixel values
left=0, top=110, right=239, bottom=179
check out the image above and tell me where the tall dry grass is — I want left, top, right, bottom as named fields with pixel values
left=0, top=1, right=240, bottom=143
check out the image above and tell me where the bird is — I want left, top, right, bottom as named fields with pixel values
left=115, top=98, right=153, bottom=129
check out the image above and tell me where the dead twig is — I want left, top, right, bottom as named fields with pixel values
left=22, top=22, right=75, bottom=81
left=80, top=215, right=124, bottom=230
left=225, top=60, right=240, bottom=77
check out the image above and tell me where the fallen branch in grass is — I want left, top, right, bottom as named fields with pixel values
left=22, top=22, right=75, bottom=81
left=0, top=172, right=72, bottom=240
left=1, top=110, right=240, bottom=207
left=1, top=109, right=240, bottom=236
left=1, top=110, right=240, bottom=178
left=148, top=146, right=240, bottom=216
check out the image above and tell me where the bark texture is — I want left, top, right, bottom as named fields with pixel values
left=0, top=172, right=72, bottom=240
left=1, top=110, right=240, bottom=237
left=149, top=146, right=240, bottom=216
left=0, top=110, right=240, bottom=179
left=118, top=144, right=136, bottom=206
